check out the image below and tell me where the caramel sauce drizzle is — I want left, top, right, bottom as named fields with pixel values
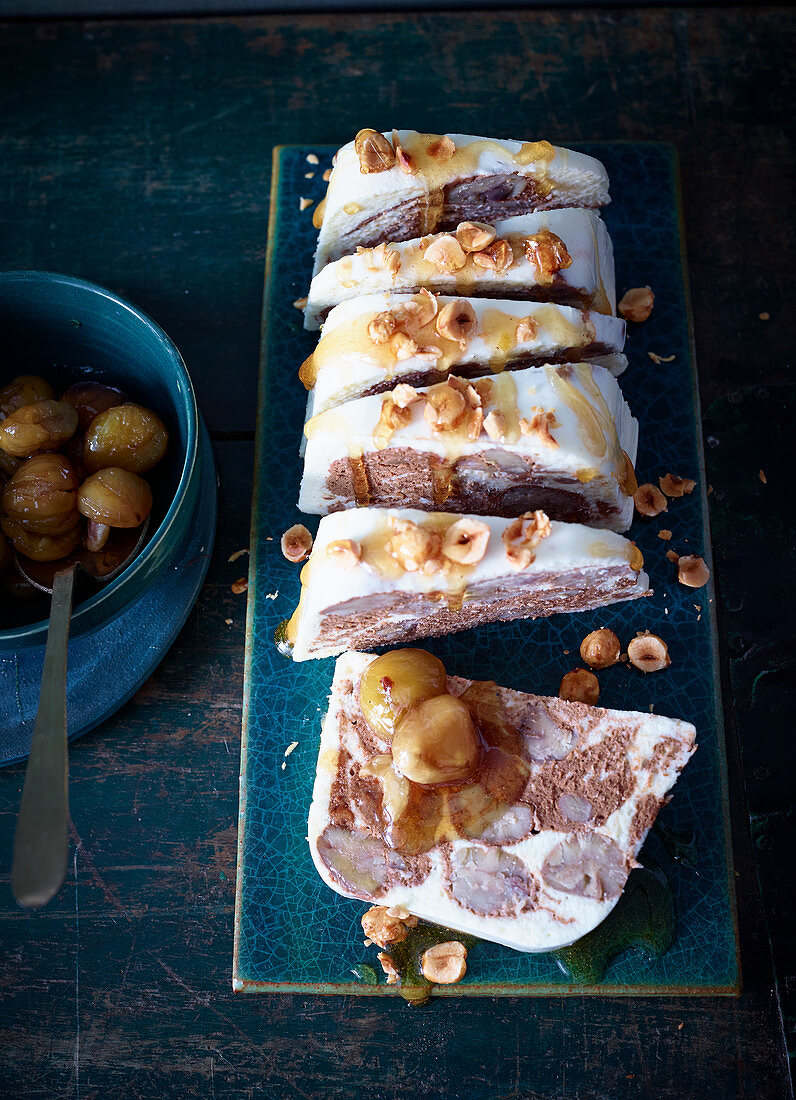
left=399, top=134, right=556, bottom=199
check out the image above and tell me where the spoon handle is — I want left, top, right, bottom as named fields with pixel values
left=12, top=565, right=75, bottom=908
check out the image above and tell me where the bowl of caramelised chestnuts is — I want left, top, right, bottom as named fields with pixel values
left=0, top=271, right=202, bottom=647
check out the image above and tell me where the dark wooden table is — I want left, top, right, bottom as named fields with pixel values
left=1, top=8, right=793, bottom=1098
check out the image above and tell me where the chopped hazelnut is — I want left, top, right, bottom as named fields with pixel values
left=455, top=221, right=496, bottom=253
left=377, top=951, right=399, bottom=985
left=427, top=135, right=456, bottom=160
left=322, top=168, right=332, bottom=182
left=306, top=153, right=319, bottom=165
left=471, top=238, right=513, bottom=273
left=659, top=473, right=696, bottom=497
left=280, top=523, right=313, bottom=563
left=579, top=628, right=621, bottom=669
left=436, top=300, right=477, bottom=347
left=424, top=383, right=467, bottom=432
left=442, top=518, right=490, bottom=565
left=519, top=407, right=559, bottom=447
left=361, top=905, right=417, bottom=949
left=392, top=289, right=438, bottom=331
left=326, top=539, right=361, bottom=569
left=415, top=345, right=443, bottom=361
left=627, top=631, right=671, bottom=673
left=483, top=410, right=507, bottom=442
left=423, top=234, right=467, bottom=273
left=391, top=130, right=414, bottom=174
left=392, top=383, right=421, bottom=409
left=634, top=483, right=668, bottom=517
left=292, top=297, right=307, bottom=310
left=658, top=529, right=672, bottom=540
left=368, top=311, right=397, bottom=344
left=299, top=197, right=313, bottom=211
left=524, top=230, right=573, bottom=282
left=392, top=332, right=419, bottom=361
left=677, top=555, right=710, bottom=588
left=231, top=577, right=248, bottom=595
left=387, top=519, right=441, bottom=573
left=666, top=549, right=680, bottom=564
left=384, top=248, right=401, bottom=277
left=375, top=395, right=412, bottom=443
left=354, top=128, right=396, bottom=173
left=515, top=317, right=539, bottom=343
left=420, top=941, right=467, bottom=985
left=502, top=510, right=552, bottom=569
left=618, top=286, right=654, bottom=322
left=559, top=668, right=600, bottom=705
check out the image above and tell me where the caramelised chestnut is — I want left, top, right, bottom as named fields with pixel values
left=0, top=375, right=55, bottom=420
left=0, top=399, right=78, bottom=458
left=391, top=694, right=480, bottom=786
left=359, top=648, right=448, bottom=741
left=1, top=514, right=82, bottom=562
left=61, top=381, right=127, bottom=432
left=2, top=454, right=79, bottom=534
left=82, top=403, right=168, bottom=474
left=77, top=467, right=152, bottom=528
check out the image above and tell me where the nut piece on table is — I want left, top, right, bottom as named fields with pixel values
left=580, top=628, right=621, bottom=669
left=361, top=904, right=418, bottom=949
left=420, top=941, right=468, bottom=985
left=618, top=286, right=654, bottom=322
left=559, top=668, right=600, bottom=704
left=627, top=631, right=671, bottom=673
left=354, top=128, right=396, bottom=174
left=659, top=473, right=696, bottom=498
left=677, top=554, right=710, bottom=588
left=634, top=483, right=667, bottom=517
left=281, top=523, right=313, bottom=563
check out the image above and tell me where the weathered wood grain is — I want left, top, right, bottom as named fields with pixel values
left=0, top=9, right=793, bottom=1099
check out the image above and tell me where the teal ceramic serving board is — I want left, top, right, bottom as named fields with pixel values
left=234, top=142, right=740, bottom=996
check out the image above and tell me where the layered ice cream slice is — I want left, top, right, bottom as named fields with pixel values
left=301, top=293, right=628, bottom=419
left=299, top=363, right=638, bottom=531
left=306, top=208, right=615, bottom=329
left=285, top=507, right=649, bottom=662
left=308, top=651, right=696, bottom=953
left=313, top=130, right=609, bottom=272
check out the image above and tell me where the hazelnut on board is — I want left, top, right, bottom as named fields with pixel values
left=677, top=555, right=710, bottom=588
left=618, top=286, right=654, bottom=322
left=420, top=941, right=468, bottom=984
left=659, top=473, right=696, bottom=497
left=361, top=905, right=417, bottom=949
left=280, top=523, right=313, bottom=563
left=627, top=631, right=671, bottom=672
left=634, top=483, right=668, bottom=517
left=559, top=668, right=600, bottom=704
left=580, top=628, right=621, bottom=669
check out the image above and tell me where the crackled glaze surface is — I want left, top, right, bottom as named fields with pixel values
left=234, top=143, right=739, bottom=994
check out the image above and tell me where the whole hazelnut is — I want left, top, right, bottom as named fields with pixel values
left=634, top=483, right=668, bottom=517
left=618, top=286, right=654, bottom=323
left=579, top=628, right=621, bottom=669
left=677, top=555, right=710, bottom=588
left=559, top=669, right=600, bottom=705
left=420, top=941, right=467, bottom=985
left=627, top=632, right=671, bottom=673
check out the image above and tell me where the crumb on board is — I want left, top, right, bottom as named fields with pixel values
left=231, top=578, right=248, bottom=595
left=293, top=297, right=308, bottom=310
left=759, top=312, right=770, bottom=321
left=304, top=171, right=315, bottom=178
left=228, top=548, right=249, bottom=563
left=322, top=168, right=332, bottom=182
left=299, top=197, right=313, bottom=211
left=306, top=153, right=319, bottom=164
left=648, top=352, right=675, bottom=364
left=264, top=590, right=279, bottom=600
left=759, top=469, right=767, bottom=484
left=284, top=741, right=299, bottom=757
left=658, top=529, right=672, bottom=540
left=225, top=618, right=233, bottom=625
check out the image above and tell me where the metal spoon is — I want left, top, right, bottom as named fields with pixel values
left=10, top=520, right=149, bottom=907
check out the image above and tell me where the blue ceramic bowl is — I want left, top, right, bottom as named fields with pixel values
left=0, top=271, right=200, bottom=648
